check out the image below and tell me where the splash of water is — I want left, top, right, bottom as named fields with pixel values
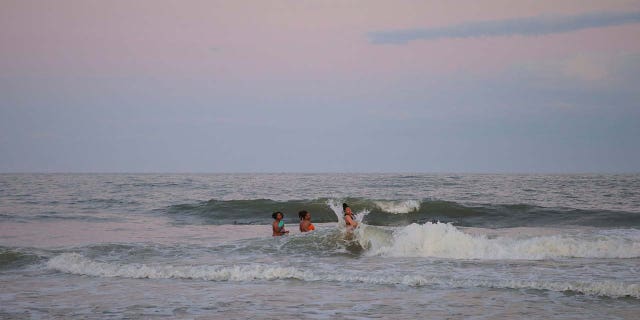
left=326, top=199, right=369, bottom=230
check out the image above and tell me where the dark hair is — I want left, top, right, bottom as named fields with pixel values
left=342, top=203, right=349, bottom=211
left=272, top=211, right=282, bottom=220
left=298, top=210, right=308, bottom=220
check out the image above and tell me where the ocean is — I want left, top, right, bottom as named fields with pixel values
left=1, top=173, right=639, bottom=319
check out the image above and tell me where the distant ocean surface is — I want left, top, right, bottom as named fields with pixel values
left=1, top=173, right=639, bottom=319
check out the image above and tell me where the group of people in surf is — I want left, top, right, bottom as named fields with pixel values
left=272, top=203, right=358, bottom=236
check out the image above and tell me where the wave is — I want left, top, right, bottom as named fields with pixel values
left=165, top=199, right=337, bottom=225
left=373, top=200, right=421, bottom=214
left=356, top=222, right=640, bottom=260
left=47, top=253, right=309, bottom=281
left=0, top=248, right=41, bottom=270
left=47, top=253, right=640, bottom=298
left=162, top=198, right=640, bottom=228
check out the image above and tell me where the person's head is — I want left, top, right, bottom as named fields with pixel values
left=298, top=210, right=310, bottom=220
left=272, top=211, right=283, bottom=220
left=343, top=203, right=352, bottom=215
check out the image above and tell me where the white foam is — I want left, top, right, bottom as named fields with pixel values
left=360, top=222, right=640, bottom=260
left=327, top=199, right=345, bottom=225
left=326, top=199, right=369, bottom=229
left=47, top=253, right=640, bottom=298
left=47, top=253, right=311, bottom=281
left=373, top=200, right=421, bottom=214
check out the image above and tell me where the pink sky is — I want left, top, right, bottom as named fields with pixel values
left=2, top=0, right=640, bottom=81
left=2, top=1, right=640, bottom=173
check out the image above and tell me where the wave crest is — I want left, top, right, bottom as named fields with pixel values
left=47, top=253, right=310, bottom=281
left=163, top=198, right=640, bottom=228
left=373, top=200, right=421, bottom=214
left=47, top=253, right=640, bottom=298
left=358, top=222, right=640, bottom=260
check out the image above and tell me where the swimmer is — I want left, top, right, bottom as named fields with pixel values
left=343, top=203, right=358, bottom=229
left=272, top=211, right=289, bottom=236
left=298, top=210, right=315, bottom=232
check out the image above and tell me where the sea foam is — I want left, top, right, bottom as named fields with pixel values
left=47, top=253, right=310, bottom=281
left=373, top=200, right=421, bottom=214
left=47, top=253, right=640, bottom=298
left=358, top=222, right=640, bottom=260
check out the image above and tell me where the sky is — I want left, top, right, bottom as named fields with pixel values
left=1, top=0, right=640, bottom=173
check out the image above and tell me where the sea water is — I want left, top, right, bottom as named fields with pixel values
left=1, top=173, right=639, bottom=319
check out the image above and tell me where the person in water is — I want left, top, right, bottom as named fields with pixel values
left=298, top=210, right=315, bottom=232
left=343, top=203, right=358, bottom=229
left=272, top=211, right=289, bottom=236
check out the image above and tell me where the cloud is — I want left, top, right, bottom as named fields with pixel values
left=369, top=11, right=640, bottom=44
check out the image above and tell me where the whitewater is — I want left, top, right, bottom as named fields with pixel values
left=1, top=173, right=640, bottom=319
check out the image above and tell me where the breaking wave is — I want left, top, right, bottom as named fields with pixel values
left=356, top=222, right=640, bottom=260
left=47, top=253, right=640, bottom=298
left=373, top=200, right=421, bottom=214
left=163, top=198, right=640, bottom=228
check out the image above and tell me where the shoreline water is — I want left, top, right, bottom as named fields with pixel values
left=1, top=173, right=639, bottom=318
